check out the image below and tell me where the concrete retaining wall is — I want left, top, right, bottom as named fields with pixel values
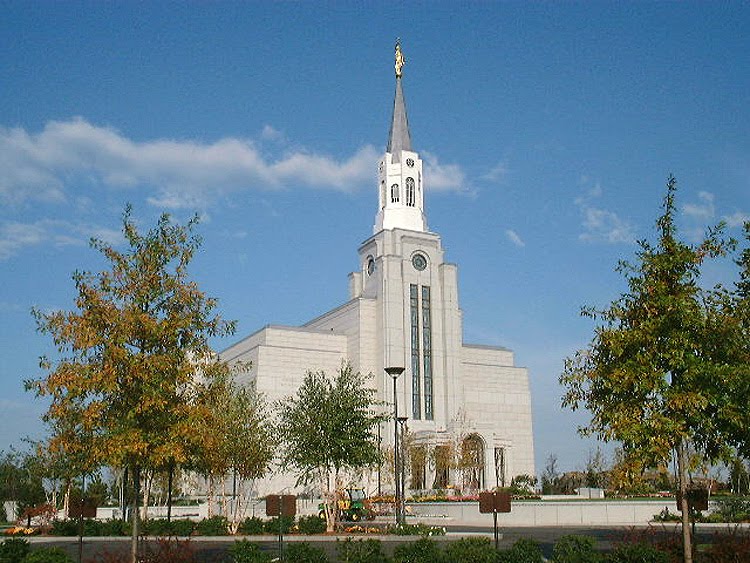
left=406, top=500, right=684, bottom=527
left=88, top=499, right=686, bottom=527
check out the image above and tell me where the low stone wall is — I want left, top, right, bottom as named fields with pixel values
left=406, top=500, right=683, bottom=527
left=89, top=498, right=684, bottom=527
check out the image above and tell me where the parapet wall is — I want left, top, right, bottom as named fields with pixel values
left=406, top=500, right=691, bottom=527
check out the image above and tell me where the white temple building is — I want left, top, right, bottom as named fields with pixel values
left=222, top=44, right=535, bottom=496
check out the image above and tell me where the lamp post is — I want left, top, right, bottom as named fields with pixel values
left=385, top=366, right=405, bottom=526
left=397, top=415, right=408, bottom=525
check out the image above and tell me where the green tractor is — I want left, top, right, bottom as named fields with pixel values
left=318, top=488, right=374, bottom=522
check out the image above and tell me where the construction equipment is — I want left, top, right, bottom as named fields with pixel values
left=318, top=488, right=374, bottom=522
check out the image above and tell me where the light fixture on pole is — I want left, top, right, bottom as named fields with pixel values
left=397, top=415, right=408, bottom=525
left=385, top=366, right=405, bottom=526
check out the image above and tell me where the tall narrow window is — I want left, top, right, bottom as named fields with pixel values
left=380, top=181, right=386, bottom=209
left=433, top=445, right=450, bottom=489
left=494, top=447, right=506, bottom=488
left=405, top=177, right=415, bottom=207
left=422, top=286, right=433, bottom=420
left=410, top=284, right=421, bottom=419
left=410, top=445, right=427, bottom=490
left=391, top=183, right=400, bottom=203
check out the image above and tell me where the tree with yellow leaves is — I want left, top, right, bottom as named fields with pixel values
left=27, top=205, right=235, bottom=563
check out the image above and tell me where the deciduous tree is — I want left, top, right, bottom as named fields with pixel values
left=277, top=363, right=385, bottom=532
left=191, top=372, right=275, bottom=532
left=560, top=176, right=733, bottom=562
left=26, top=206, right=234, bottom=562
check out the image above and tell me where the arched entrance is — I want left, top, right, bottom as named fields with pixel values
left=461, top=434, right=485, bottom=491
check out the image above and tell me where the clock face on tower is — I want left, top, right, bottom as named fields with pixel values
left=412, top=253, right=427, bottom=271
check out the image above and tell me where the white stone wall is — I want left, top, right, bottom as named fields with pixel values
left=460, top=345, right=536, bottom=480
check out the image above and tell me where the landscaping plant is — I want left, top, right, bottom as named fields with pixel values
left=336, top=538, right=389, bottom=563
left=551, top=535, right=602, bottom=563
left=228, top=540, right=272, bottom=563
left=497, top=538, right=544, bottom=563
left=21, top=548, right=75, bottom=563
left=392, top=537, right=445, bottom=563
left=297, top=515, right=327, bottom=535
left=606, top=542, right=670, bottom=563
left=282, top=542, right=329, bottom=563
left=262, top=515, right=294, bottom=535
left=195, top=515, right=229, bottom=536
left=237, top=517, right=265, bottom=535
left=0, top=538, right=30, bottom=563
left=443, top=536, right=497, bottom=563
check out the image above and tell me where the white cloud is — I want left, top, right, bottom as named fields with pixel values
left=575, top=180, right=635, bottom=244
left=0, top=222, right=47, bottom=259
left=505, top=229, right=525, bottom=247
left=483, top=161, right=509, bottom=183
left=723, top=211, right=750, bottom=228
left=260, top=125, right=284, bottom=142
left=683, top=191, right=715, bottom=220
left=579, top=206, right=635, bottom=244
left=0, top=118, right=386, bottom=209
left=421, top=151, right=467, bottom=193
left=0, top=219, right=123, bottom=260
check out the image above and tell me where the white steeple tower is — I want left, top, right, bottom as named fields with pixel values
left=374, top=41, right=427, bottom=234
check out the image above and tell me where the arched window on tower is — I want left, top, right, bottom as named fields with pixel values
left=406, top=177, right=415, bottom=207
left=391, top=183, right=400, bottom=203
left=381, top=181, right=386, bottom=209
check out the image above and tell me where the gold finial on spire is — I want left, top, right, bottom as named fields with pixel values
left=394, top=39, right=405, bottom=78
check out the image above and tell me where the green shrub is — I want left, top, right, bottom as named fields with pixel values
left=263, top=516, right=294, bottom=535
left=651, top=508, right=681, bottom=522
left=607, top=543, right=669, bottom=563
left=194, top=515, right=228, bottom=536
left=336, top=538, right=389, bottom=563
left=237, top=517, right=265, bottom=535
left=497, top=538, right=543, bottom=563
left=81, top=519, right=103, bottom=536
left=393, top=537, right=446, bottom=563
left=228, top=540, right=272, bottom=563
left=99, top=519, right=130, bottom=536
left=170, top=519, right=195, bottom=537
left=297, top=515, right=326, bottom=535
left=48, top=520, right=79, bottom=536
left=282, top=542, right=328, bottom=563
left=712, top=496, right=750, bottom=522
left=141, top=518, right=194, bottom=537
left=551, top=535, right=601, bottom=563
left=21, top=547, right=75, bottom=563
left=0, top=537, right=30, bottom=563
left=443, top=536, right=496, bottom=563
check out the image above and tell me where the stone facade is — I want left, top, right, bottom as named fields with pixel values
left=221, top=56, right=535, bottom=496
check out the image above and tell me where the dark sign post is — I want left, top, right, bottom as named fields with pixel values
left=266, top=494, right=296, bottom=560
left=68, top=497, right=97, bottom=563
left=479, top=491, right=511, bottom=550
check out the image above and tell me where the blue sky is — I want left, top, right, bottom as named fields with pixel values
left=1, top=2, right=748, bottom=475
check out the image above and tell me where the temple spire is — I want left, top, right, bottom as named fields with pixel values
left=375, top=40, right=426, bottom=234
left=386, top=40, right=412, bottom=160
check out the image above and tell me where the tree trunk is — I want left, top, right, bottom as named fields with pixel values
left=167, top=462, right=173, bottom=523
left=130, top=466, right=140, bottom=563
left=207, top=475, right=214, bottom=518
left=63, top=480, right=71, bottom=519
left=677, top=441, right=693, bottom=563
left=141, top=469, right=151, bottom=521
